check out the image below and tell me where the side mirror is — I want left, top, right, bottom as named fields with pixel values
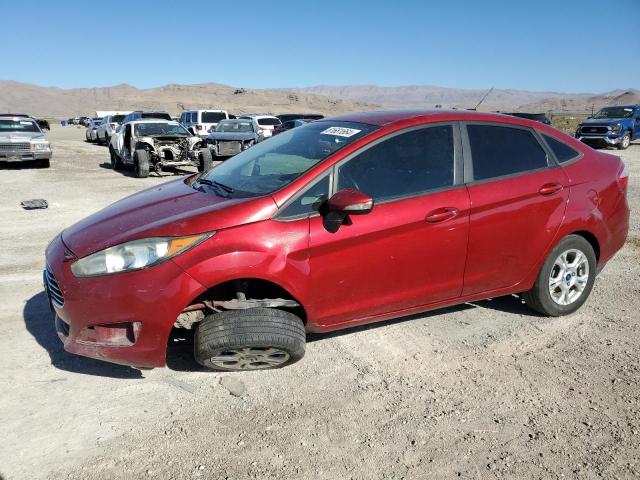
left=328, top=188, right=374, bottom=215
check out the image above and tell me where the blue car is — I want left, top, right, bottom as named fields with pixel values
left=576, top=105, right=640, bottom=150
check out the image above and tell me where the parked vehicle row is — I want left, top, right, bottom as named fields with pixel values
left=44, top=110, right=629, bottom=371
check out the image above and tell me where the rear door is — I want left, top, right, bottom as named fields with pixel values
left=461, top=123, right=570, bottom=296
left=306, top=123, right=470, bottom=328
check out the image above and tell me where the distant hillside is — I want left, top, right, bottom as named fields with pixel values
left=0, top=81, right=375, bottom=118
left=1, top=80, right=637, bottom=118
left=293, top=85, right=640, bottom=113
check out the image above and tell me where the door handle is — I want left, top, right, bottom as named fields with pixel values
left=425, top=207, right=459, bottom=223
left=538, top=183, right=563, bottom=196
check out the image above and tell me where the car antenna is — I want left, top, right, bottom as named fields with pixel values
left=471, top=87, right=494, bottom=111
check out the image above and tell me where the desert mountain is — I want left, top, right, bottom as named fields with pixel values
left=0, top=81, right=375, bottom=118
left=293, top=85, right=640, bottom=113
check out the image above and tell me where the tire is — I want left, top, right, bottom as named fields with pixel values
left=617, top=132, right=631, bottom=150
left=109, top=146, right=123, bottom=170
left=134, top=149, right=150, bottom=178
left=194, top=308, right=306, bottom=371
left=523, top=234, right=597, bottom=317
left=198, top=147, right=213, bottom=172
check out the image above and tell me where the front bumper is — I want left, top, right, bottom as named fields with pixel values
left=0, top=150, right=51, bottom=162
left=577, top=135, right=621, bottom=146
left=44, top=235, right=207, bottom=368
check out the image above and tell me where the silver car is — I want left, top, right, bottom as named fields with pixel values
left=206, top=119, right=262, bottom=157
left=0, top=116, right=52, bottom=168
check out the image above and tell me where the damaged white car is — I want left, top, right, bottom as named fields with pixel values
left=109, top=120, right=213, bottom=177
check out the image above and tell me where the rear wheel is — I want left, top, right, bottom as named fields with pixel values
left=194, top=308, right=306, bottom=371
left=198, top=147, right=213, bottom=172
left=133, top=149, right=150, bottom=178
left=523, top=235, right=596, bottom=316
left=618, top=132, right=631, bottom=150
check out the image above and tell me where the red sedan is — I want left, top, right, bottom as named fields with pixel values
left=45, top=110, right=630, bottom=371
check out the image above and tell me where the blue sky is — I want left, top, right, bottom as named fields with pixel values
left=3, top=0, right=638, bottom=93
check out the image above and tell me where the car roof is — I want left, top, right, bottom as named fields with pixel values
left=319, top=109, right=549, bottom=128
left=0, top=115, right=36, bottom=121
left=130, top=119, right=177, bottom=125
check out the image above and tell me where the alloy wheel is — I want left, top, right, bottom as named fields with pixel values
left=208, top=347, right=290, bottom=370
left=548, top=248, right=589, bottom=306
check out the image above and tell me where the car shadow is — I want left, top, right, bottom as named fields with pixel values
left=0, top=160, right=46, bottom=170
left=165, top=294, right=538, bottom=371
left=23, top=291, right=143, bottom=379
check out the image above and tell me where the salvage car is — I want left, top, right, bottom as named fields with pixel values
left=45, top=110, right=629, bottom=371
left=206, top=119, right=261, bottom=157
left=179, top=110, right=230, bottom=137
left=238, top=114, right=281, bottom=138
left=95, top=113, right=127, bottom=144
left=0, top=115, right=52, bottom=167
left=85, top=118, right=103, bottom=142
left=108, top=119, right=212, bottom=177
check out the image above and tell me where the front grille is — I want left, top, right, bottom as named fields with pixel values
left=580, top=126, right=608, bottom=135
left=44, top=266, right=64, bottom=308
left=0, top=143, right=30, bottom=152
left=217, top=141, right=242, bottom=155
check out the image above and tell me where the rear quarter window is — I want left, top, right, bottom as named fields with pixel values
left=467, top=124, right=548, bottom=181
left=542, top=134, right=580, bottom=163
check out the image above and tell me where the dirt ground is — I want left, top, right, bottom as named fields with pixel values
left=0, top=125, right=638, bottom=480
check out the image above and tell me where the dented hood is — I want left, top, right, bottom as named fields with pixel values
left=62, top=176, right=278, bottom=258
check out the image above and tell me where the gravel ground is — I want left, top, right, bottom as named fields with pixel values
left=0, top=125, right=638, bottom=480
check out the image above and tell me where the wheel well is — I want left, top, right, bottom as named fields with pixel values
left=571, top=231, right=600, bottom=261
left=190, top=278, right=307, bottom=323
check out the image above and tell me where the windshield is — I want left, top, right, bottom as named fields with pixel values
left=112, top=115, right=125, bottom=123
left=0, top=119, right=40, bottom=133
left=134, top=123, right=190, bottom=136
left=197, top=121, right=378, bottom=198
left=202, top=112, right=227, bottom=123
left=592, top=107, right=635, bottom=119
left=215, top=121, right=254, bottom=133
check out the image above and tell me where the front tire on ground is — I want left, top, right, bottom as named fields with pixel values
left=109, top=146, right=123, bottom=170
left=194, top=308, right=306, bottom=371
left=523, top=234, right=597, bottom=317
left=134, top=149, right=150, bottom=178
left=198, top=147, right=213, bottom=172
left=617, top=132, right=631, bottom=150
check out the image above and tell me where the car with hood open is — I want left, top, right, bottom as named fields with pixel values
left=108, top=119, right=212, bottom=177
left=206, top=118, right=262, bottom=157
left=0, top=115, right=52, bottom=167
left=46, top=110, right=629, bottom=372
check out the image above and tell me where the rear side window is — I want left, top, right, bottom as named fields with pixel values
left=202, top=112, right=227, bottom=123
left=467, top=125, right=548, bottom=181
left=258, top=118, right=281, bottom=126
left=542, top=134, right=580, bottom=163
left=337, top=125, right=455, bottom=202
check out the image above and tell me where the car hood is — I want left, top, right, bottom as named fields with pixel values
left=580, top=118, right=627, bottom=126
left=62, top=176, right=278, bottom=258
left=0, top=131, right=46, bottom=142
left=208, top=132, right=257, bottom=141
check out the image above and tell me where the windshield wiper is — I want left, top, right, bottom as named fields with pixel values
left=196, top=178, right=234, bottom=197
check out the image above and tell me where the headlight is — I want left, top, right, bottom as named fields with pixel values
left=70, top=233, right=212, bottom=277
left=31, top=142, right=50, bottom=150
left=610, top=124, right=622, bottom=133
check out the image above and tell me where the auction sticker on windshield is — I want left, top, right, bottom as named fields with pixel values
left=321, top=126, right=362, bottom=137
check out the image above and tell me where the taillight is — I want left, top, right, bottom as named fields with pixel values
left=196, top=125, right=203, bottom=130
left=619, top=163, right=629, bottom=192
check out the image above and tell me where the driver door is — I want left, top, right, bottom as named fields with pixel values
left=307, top=124, right=470, bottom=329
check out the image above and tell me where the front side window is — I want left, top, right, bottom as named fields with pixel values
left=336, top=125, right=455, bottom=202
left=279, top=174, right=330, bottom=218
left=467, top=125, right=548, bottom=181
left=196, top=121, right=378, bottom=198
left=542, top=134, right=580, bottom=163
